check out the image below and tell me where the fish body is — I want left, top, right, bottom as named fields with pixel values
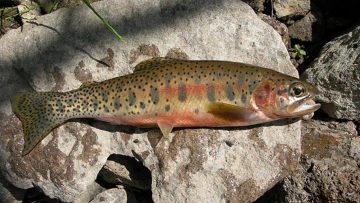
left=11, top=58, right=320, bottom=155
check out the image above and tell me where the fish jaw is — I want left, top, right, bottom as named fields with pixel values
left=286, top=96, right=321, bottom=118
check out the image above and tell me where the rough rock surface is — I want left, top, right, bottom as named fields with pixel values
left=0, top=0, right=299, bottom=202
left=89, top=187, right=136, bottom=203
left=259, top=14, right=290, bottom=48
left=0, top=175, right=25, bottom=203
left=302, top=24, right=360, bottom=121
left=242, top=0, right=265, bottom=13
left=273, top=0, right=310, bottom=18
left=288, top=9, right=324, bottom=42
left=257, top=119, right=360, bottom=202
left=98, top=155, right=151, bottom=190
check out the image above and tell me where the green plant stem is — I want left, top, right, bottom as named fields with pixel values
left=82, top=0, right=126, bottom=44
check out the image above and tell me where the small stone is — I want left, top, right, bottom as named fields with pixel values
left=73, top=182, right=105, bottom=203
left=98, top=155, right=151, bottom=190
left=242, top=0, right=266, bottom=13
left=18, top=0, right=41, bottom=22
left=350, top=137, right=360, bottom=161
left=288, top=9, right=324, bottom=42
left=273, top=0, right=310, bottom=18
left=89, top=188, right=136, bottom=203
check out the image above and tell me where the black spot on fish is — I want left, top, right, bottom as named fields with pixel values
left=56, top=100, right=65, bottom=113
left=239, top=77, right=245, bottom=85
left=207, top=83, right=216, bottom=102
left=194, top=108, right=199, bottom=114
left=248, top=82, right=257, bottom=93
left=225, top=84, right=235, bottom=101
left=178, top=83, right=187, bottom=102
left=128, top=90, right=136, bottom=106
left=150, top=87, right=159, bottom=104
left=114, top=97, right=121, bottom=110
left=140, top=102, right=146, bottom=109
left=100, top=90, right=108, bottom=102
left=92, top=98, right=99, bottom=111
left=241, top=94, right=247, bottom=103
left=165, top=104, right=170, bottom=112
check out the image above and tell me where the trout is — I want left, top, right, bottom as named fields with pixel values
left=11, top=58, right=320, bottom=155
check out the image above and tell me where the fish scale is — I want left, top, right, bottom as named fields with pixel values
left=11, top=57, right=320, bottom=155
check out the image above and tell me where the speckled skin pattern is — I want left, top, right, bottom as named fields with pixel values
left=11, top=58, right=319, bottom=155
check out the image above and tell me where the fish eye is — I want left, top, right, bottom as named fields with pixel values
left=290, top=83, right=306, bottom=97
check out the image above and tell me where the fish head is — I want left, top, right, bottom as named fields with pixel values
left=253, top=78, right=321, bottom=119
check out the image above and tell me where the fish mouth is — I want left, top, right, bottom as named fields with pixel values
left=286, top=94, right=321, bottom=117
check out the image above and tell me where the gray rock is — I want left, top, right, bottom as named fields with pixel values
left=0, top=0, right=301, bottom=202
left=73, top=182, right=106, bottom=203
left=242, top=0, right=266, bottom=13
left=284, top=120, right=360, bottom=202
left=98, top=155, right=151, bottom=190
left=18, top=0, right=42, bottom=22
left=89, top=187, right=137, bottom=203
left=259, top=13, right=290, bottom=48
left=257, top=119, right=360, bottom=202
left=288, top=9, right=324, bottom=42
left=273, top=0, right=310, bottom=18
left=0, top=176, right=25, bottom=203
left=302, top=24, right=360, bottom=121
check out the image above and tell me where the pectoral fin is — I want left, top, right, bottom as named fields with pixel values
left=206, top=102, right=255, bottom=121
left=157, top=122, right=173, bottom=138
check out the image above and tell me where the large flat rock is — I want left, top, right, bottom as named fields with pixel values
left=0, top=0, right=300, bottom=202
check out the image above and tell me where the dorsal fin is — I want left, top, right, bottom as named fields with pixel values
left=134, top=57, right=180, bottom=72
left=80, top=80, right=98, bottom=88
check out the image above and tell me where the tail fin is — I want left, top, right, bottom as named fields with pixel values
left=11, top=92, right=67, bottom=155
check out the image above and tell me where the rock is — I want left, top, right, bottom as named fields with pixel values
left=18, top=0, right=41, bottom=22
left=98, top=154, right=152, bottom=190
left=89, top=187, right=137, bottom=203
left=259, top=13, right=290, bottom=48
left=242, top=0, right=266, bottom=13
left=302, top=24, right=360, bottom=121
left=257, top=119, right=360, bottom=202
left=273, top=0, right=310, bottom=19
left=0, top=0, right=300, bottom=202
left=0, top=7, right=21, bottom=38
left=288, top=9, right=324, bottom=42
left=0, top=176, right=25, bottom=203
left=350, top=137, right=360, bottom=163
left=73, top=182, right=105, bottom=203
